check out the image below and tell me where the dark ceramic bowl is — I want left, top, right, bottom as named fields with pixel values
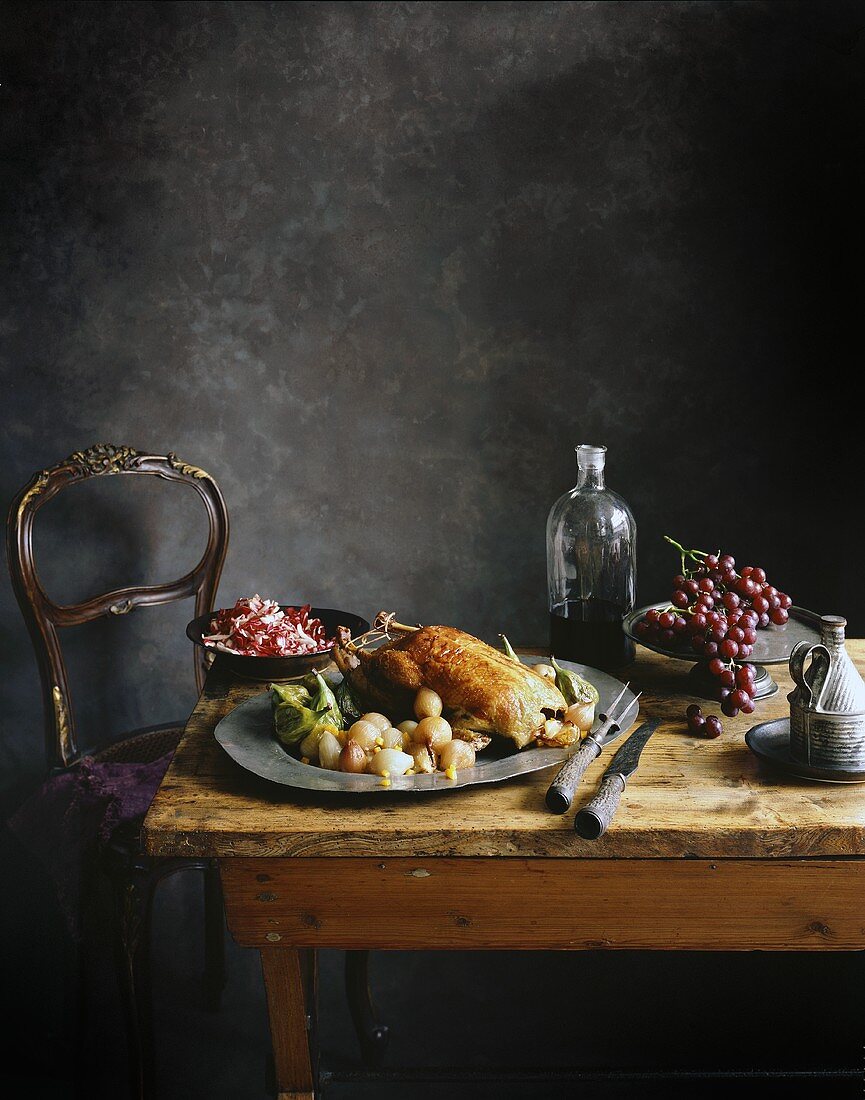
left=186, top=606, right=370, bottom=682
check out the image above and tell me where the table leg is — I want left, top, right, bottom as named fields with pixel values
left=345, top=950, right=390, bottom=1066
left=260, top=948, right=315, bottom=1100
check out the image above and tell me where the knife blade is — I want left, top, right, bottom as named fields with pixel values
left=545, top=685, right=641, bottom=814
left=574, top=717, right=661, bottom=839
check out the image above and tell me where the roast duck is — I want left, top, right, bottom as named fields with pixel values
left=332, top=614, right=568, bottom=749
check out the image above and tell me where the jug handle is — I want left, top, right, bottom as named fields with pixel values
left=789, top=640, right=831, bottom=708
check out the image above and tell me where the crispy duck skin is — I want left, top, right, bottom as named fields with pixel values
left=333, top=618, right=567, bottom=749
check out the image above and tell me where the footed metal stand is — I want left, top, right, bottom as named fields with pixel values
left=624, top=605, right=821, bottom=704
left=686, top=661, right=778, bottom=701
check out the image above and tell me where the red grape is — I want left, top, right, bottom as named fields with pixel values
left=704, top=715, right=723, bottom=738
left=644, top=539, right=793, bottom=743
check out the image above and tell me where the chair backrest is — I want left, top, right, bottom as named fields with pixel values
left=7, top=444, right=229, bottom=770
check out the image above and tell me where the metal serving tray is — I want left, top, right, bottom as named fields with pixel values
left=214, top=656, right=638, bottom=795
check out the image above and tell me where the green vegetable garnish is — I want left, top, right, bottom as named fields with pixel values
left=271, top=682, right=312, bottom=709
left=272, top=671, right=346, bottom=749
left=500, top=634, right=520, bottom=663
left=551, top=655, right=600, bottom=706
left=309, top=670, right=342, bottom=730
left=334, top=677, right=363, bottom=725
left=271, top=682, right=320, bottom=747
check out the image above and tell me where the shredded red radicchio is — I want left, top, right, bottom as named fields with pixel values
left=202, top=595, right=333, bottom=657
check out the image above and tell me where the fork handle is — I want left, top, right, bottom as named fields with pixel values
left=545, top=737, right=601, bottom=814
left=574, top=773, right=625, bottom=839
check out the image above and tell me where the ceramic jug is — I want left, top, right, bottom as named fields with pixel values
left=788, top=615, right=865, bottom=770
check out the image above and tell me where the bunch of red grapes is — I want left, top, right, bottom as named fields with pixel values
left=634, top=537, right=793, bottom=734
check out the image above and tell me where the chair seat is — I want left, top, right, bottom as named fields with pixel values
left=93, top=723, right=184, bottom=765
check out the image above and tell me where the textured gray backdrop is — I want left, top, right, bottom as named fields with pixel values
left=1, top=2, right=863, bottom=1096
left=3, top=0, right=863, bottom=793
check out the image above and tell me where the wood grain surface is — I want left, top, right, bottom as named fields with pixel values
left=260, top=949, right=314, bottom=1100
left=222, top=856, right=865, bottom=950
left=143, top=643, right=865, bottom=860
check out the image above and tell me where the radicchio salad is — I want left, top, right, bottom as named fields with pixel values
left=201, top=595, right=334, bottom=657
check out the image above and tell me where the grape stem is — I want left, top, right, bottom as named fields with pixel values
left=663, top=535, right=709, bottom=576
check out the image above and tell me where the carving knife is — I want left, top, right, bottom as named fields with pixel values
left=545, top=684, right=641, bottom=814
left=573, top=717, right=661, bottom=839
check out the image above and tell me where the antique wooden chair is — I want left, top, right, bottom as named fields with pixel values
left=7, top=443, right=230, bottom=1099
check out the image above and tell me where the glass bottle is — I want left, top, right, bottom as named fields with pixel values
left=546, top=444, right=636, bottom=670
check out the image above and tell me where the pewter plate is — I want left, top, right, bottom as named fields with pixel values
left=623, top=604, right=821, bottom=666
left=745, top=717, right=865, bottom=784
left=214, top=656, right=638, bottom=794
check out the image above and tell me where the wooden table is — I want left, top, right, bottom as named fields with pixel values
left=144, top=643, right=865, bottom=1099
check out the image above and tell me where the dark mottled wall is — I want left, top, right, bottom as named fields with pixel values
left=2, top=0, right=863, bottom=787
left=1, top=2, right=864, bottom=1095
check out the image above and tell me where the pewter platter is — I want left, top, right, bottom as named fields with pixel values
left=214, top=656, right=638, bottom=794
left=745, top=718, right=865, bottom=784
left=623, top=604, right=821, bottom=665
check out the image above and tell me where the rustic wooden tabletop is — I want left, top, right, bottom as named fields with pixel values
left=144, top=641, right=865, bottom=861
left=143, top=641, right=865, bottom=1099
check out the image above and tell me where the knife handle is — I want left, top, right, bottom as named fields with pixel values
left=574, top=773, right=625, bottom=839
left=545, top=737, right=601, bottom=814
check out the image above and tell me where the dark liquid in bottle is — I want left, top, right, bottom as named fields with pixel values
left=550, top=599, right=634, bottom=671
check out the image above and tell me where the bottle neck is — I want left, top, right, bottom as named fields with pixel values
left=576, top=464, right=605, bottom=490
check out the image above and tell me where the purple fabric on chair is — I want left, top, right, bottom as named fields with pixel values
left=7, top=753, right=173, bottom=938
